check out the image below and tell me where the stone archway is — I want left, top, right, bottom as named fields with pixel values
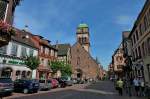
left=76, top=69, right=83, bottom=79
left=1, top=67, right=12, bottom=78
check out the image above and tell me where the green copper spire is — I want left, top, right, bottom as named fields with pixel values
left=78, top=23, right=88, bottom=28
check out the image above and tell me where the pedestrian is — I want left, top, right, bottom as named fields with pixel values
left=116, top=78, right=124, bottom=96
left=139, top=78, right=145, bottom=96
left=133, top=77, right=140, bottom=96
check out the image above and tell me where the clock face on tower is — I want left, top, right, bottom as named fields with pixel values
left=116, top=56, right=123, bottom=63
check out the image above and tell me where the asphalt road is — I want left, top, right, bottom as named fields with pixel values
left=6, top=81, right=146, bottom=99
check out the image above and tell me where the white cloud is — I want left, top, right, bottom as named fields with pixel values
left=115, top=15, right=135, bottom=26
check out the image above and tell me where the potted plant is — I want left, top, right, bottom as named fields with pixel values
left=0, top=20, right=15, bottom=46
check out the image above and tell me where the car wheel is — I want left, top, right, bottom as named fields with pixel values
left=34, top=90, right=38, bottom=93
left=23, top=89, right=29, bottom=94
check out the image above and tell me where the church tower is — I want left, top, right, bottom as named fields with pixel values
left=76, top=23, right=90, bottom=52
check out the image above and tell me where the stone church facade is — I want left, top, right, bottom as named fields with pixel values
left=71, top=24, right=100, bottom=80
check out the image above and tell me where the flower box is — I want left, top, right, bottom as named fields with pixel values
left=0, top=20, right=15, bottom=47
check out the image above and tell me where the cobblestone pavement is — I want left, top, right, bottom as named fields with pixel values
left=4, top=81, right=146, bottom=99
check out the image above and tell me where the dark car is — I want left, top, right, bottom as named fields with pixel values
left=61, top=77, right=73, bottom=86
left=0, top=78, right=13, bottom=96
left=56, top=78, right=67, bottom=88
left=14, top=79, right=39, bottom=94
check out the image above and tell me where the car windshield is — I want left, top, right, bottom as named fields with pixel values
left=0, top=78, right=12, bottom=83
left=39, top=80, right=45, bottom=83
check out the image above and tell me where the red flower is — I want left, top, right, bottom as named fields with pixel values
left=0, top=20, right=15, bottom=35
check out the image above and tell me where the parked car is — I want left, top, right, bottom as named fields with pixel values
left=39, top=79, right=51, bottom=91
left=61, top=76, right=73, bottom=86
left=49, top=79, right=59, bottom=88
left=0, top=78, right=13, bottom=96
left=55, top=78, right=67, bottom=88
left=71, top=78, right=78, bottom=84
left=14, top=79, right=39, bottom=94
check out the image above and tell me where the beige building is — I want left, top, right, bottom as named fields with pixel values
left=128, top=0, right=150, bottom=86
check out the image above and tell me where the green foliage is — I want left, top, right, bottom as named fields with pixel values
left=50, top=61, right=72, bottom=76
left=25, top=56, right=40, bottom=70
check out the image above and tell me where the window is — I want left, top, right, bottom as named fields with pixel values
left=133, top=35, right=136, bottom=44
left=135, top=30, right=139, bottom=41
left=77, top=57, right=80, bottom=66
left=21, top=47, right=27, bottom=58
left=11, top=43, right=18, bottom=56
left=29, top=49, right=34, bottom=56
left=135, top=48, right=138, bottom=59
left=144, top=16, right=148, bottom=31
left=147, top=64, right=150, bottom=82
left=117, top=65, right=122, bottom=69
left=139, top=24, right=142, bottom=36
left=0, top=0, right=8, bottom=20
left=138, top=46, right=141, bottom=58
left=0, top=46, right=7, bottom=54
left=142, top=43, right=145, bottom=57
left=147, top=38, right=150, bottom=55
left=83, top=28, right=88, bottom=32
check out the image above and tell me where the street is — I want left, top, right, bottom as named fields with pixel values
left=5, top=81, right=146, bottom=99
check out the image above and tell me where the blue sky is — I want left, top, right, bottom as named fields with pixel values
left=14, top=0, right=146, bottom=70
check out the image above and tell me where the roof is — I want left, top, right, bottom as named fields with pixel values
left=57, top=44, right=70, bottom=56
left=78, top=23, right=88, bottom=28
left=11, top=28, right=38, bottom=49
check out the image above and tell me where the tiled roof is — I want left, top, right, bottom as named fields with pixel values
left=57, top=44, right=70, bottom=56
left=11, top=28, right=38, bottom=49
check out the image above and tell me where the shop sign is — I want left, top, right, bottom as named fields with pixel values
left=8, top=60, right=25, bottom=65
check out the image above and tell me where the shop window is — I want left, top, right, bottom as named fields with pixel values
left=147, top=64, right=150, bottom=82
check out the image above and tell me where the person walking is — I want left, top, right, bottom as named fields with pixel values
left=133, top=77, right=140, bottom=96
left=116, top=78, right=124, bottom=96
left=139, top=78, right=145, bottom=96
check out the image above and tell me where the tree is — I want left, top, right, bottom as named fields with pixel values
left=25, top=56, right=40, bottom=78
left=50, top=61, right=72, bottom=77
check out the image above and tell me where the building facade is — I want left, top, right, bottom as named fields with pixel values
left=71, top=24, right=101, bottom=80
left=122, top=31, right=133, bottom=79
left=71, top=42, right=100, bottom=80
left=112, top=43, right=125, bottom=78
left=56, top=44, right=71, bottom=64
left=128, top=0, right=150, bottom=86
left=0, top=29, right=38, bottom=81
left=33, top=35, right=58, bottom=80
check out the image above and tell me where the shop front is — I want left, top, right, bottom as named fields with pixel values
left=0, top=56, right=31, bottom=81
left=37, top=66, right=52, bottom=80
left=143, top=56, right=150, bottom=87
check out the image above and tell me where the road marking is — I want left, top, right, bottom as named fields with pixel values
left=73, top=89, right=117, bottom=95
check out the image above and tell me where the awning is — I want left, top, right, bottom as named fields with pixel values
left=0, top=64, right=31, bottom=72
